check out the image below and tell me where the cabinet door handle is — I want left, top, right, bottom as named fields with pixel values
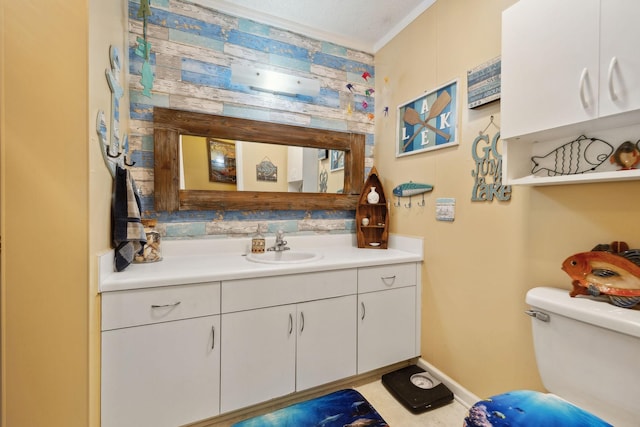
left=360, top=302, right=366, bottom=320
left=579, top=67, right=590, bottom=109
left=607, top=56, right=618, bottom=101
left=150, top=301, right=181, bottom=309
left=288, top=313, right=293, bottom=335
left=381, top=275, right=396, bottom=286
left=211, top=325, right=215, bottom=350
left=300, top=312, right=305, bottom=334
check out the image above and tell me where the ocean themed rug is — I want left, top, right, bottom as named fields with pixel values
left=464, top=390, right=612, bottom=427
left=232, top=389, right=389, bottom=427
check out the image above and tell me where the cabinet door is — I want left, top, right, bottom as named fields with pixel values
left=220, top=305, right=296, bottom=413
left=599, top=0, right=640, bottom=117
left=501, top=0, right=599, bottom=139
left=101, top=315, right=220, bottom=427
left=296, top=295, right=357, bottom=391
left=358, top=287, right=416, bottom=374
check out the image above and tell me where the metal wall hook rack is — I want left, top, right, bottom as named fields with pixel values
left=392, top=181, right=433, bottom=209
left=105, top=145, right=136, bottom=167
left=97, top=46, right=134, bottom=178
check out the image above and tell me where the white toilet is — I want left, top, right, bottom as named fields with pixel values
left=465, top=287, right=640, bottom=427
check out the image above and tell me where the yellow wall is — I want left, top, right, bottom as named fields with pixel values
left=376, top=0, right=640, bottom=398
left=88, top=0, right=128, bottom=425
left=240, top=141, right=288, bottom=192
left=1, top=0, right=89, bottom=425
left=181, top=135, right=237, bottom=191
left=1, top=0, right=123, bottom=425
left=181, top=136, right=292, bottom=191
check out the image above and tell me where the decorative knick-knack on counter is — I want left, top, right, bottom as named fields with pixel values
left=134, top=219, right=162, bottom=263
left=356, top=166, right=389, bottom=249
left=367, top=187, right=380, bottom=204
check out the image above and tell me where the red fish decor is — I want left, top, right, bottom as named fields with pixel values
left=562, top=241, right=640, bottom=308
left=609, top=140, right=640, bottom=170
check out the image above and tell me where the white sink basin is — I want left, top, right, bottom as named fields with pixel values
left=246, top=251, right=322, bottom=264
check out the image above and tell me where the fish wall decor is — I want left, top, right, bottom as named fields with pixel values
left=531, top=135, right=613, bottom=176
left=610, top=140, right=640, bottom=170
left=392, top=181, right=433, bottom=208
left=392, top=181, right=433, bottom=197
left=562, top=241, right=640, bottom=308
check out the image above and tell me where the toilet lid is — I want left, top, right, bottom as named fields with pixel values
left=463, top=390, right=612, bottom=427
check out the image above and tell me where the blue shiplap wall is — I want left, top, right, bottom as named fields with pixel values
left=127, top=0, right=375, bottom=239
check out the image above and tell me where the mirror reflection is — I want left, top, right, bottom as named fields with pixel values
left=180, top=136, right=345, bottom=193
left=153, top=107, right=365, bottom=212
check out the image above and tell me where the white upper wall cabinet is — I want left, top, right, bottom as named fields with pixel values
left=501, top=0, right=640, bottom=185
left=501, top=0, right=600, bottom=139
left=599, top=1, right=640, bottom=118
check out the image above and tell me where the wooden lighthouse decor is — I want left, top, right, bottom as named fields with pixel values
left=356, top=166, right=389, bottom=249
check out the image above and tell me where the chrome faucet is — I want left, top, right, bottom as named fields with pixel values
left=268, top=230, right=290, bottom=252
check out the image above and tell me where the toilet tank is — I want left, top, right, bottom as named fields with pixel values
left=526, top=287, right=640, bottom=426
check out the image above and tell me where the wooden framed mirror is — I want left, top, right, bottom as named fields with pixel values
left=153, top=107, right=365, bottom=211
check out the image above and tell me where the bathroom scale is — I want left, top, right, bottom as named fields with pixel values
left=382, top=365, right=453, bottom=413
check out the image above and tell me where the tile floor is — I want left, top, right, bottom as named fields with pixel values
left=206, top=377, right=470, bottom=426
left=355, top=379, right=469, bottom=426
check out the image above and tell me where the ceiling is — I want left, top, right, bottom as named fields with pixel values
left=196, top=0, right=437, bottom=53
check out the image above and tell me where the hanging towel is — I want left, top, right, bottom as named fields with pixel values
left=113, top=165, right=147, bottom=272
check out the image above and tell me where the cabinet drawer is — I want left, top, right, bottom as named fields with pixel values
left=222, top=269, right=357, bottom=313
left=358, top=263, right=416, bottom=293
left=102, top=282, right=220, bottom=331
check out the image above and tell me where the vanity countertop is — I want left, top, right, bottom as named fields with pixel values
left=99, top=234, right=423, bottom=292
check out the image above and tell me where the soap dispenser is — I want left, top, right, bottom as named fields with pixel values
left=251, top=231, right=266, bottom=253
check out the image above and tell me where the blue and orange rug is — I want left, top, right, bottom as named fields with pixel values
left=232, top=389, right=389, bottom=427
left=464, top=390, right=612, bottom=427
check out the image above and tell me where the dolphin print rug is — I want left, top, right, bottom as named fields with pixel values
left=464, top=390, right=612, bottom=427
left=232, top=389, right=389, bottom=427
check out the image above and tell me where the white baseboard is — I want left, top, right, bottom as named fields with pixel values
left=416, top=358, right=480, bottom=409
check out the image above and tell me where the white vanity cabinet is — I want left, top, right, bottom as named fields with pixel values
left=220, top=270, right=357, bottom=413
left=101, top=282, right=221, bottom=427
left=357, top=263, right=419, bottom=373
left=99, top=236, right=423, bottom=424
left=501, top=0, right=640, bottom=185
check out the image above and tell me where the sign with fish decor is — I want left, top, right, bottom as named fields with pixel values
left=531, top=135, right=613, bottom=176
left=397, top=79, right=458, bottom=157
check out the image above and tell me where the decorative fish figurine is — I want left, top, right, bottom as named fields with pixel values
left=562, top=245, right=640, bottom=308
left=531, top=135, right=613, bottom=176
left=393, top=181, right=433, bottom=197
left=610, top=140, right=640, bottom=170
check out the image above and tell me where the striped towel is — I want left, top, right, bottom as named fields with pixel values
left=113, top=165, right=147, bottom=272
